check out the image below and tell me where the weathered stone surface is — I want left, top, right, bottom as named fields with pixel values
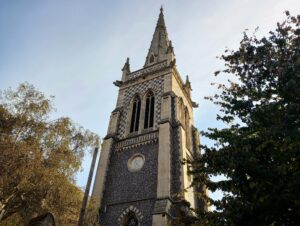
left=114, top=131, right=158, bottom=152
left=92, top=8, right=202, bottom=226
left=117, top=76, right=164, bottom=139
left=100, top=143, right=158, bottom=225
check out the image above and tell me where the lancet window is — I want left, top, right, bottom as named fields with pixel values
left=144, top=91, right=155, bottom=129
left=130, top=95, right=141, bottom=133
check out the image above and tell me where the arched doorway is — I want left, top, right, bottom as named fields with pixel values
left=123, top=211, right=139, bottom=226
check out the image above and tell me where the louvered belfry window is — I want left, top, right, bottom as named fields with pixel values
left=144, top=92, right=155, bottom=129
left=130, top=96, right=141, bottom=133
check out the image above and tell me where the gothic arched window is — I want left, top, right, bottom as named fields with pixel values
left=123, top=212, right=139, bottom=226
left=130, top=95, right=141, bottom=133
left=144, top=92, right=155, bottom=129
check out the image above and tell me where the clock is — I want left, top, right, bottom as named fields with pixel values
left=128, top=154, right=145, bottom=172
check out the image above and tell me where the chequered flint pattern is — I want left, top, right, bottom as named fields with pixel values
left=117, top=76, right=164, bottom=139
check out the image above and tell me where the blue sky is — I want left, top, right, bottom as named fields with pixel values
left=1, top=0, right=299, bottom=198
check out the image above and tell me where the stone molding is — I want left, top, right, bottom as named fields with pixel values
left=127, top=60, right=168, bottom=81
left=152, top=198, right=172, bottom=215
left=118, top=205, right=144, bottom=225
left=152, top=198, right=172, bottom=226
left=114, top=131, right=159, bottom=152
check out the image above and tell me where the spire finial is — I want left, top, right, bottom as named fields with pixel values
left=156, top=5, right=166, bottom=29
left=122, top=57, right=130, bottom=72
left=185, top=75, right=191, bottom=88
left=186, top=75, right=190, bottom=82
left=160, top=5, right=163, bottom=13
left=185, top=75, right=192, bottom=97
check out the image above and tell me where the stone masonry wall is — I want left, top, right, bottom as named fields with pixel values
left=117, top=76, right=164, bottom=139
left=100, top=143, right=158, bottom=226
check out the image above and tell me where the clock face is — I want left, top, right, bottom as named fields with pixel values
left=128, top=154, right=145, bottom=172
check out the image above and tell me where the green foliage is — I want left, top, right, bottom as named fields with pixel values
left=192, top=12, right=300, bottom=226
left=0, top=83, right=99, bottom=225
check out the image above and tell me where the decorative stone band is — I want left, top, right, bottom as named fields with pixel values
left=118, top=205, right=144, bottom=225
left=127, top=60, right=168, bottom=81
left=114, top=131, right=159, bottom=152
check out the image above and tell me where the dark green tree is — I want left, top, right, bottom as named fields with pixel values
left=192, top=12, right=300, bottom=226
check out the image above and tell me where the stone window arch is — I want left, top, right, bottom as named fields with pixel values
left=122, top=212, right=139, bottom=226
left=118, top=205, right=143, bottom=226
left=130, top=95, right=141, bottom=133
left=144, top=91, right=155, bottom=129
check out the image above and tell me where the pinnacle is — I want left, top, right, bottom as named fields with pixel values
left=157, top=6, right=166, bottom=28
left=185, top=75, right=191, bottom=88
left=122, top=57, right=130, bottom=72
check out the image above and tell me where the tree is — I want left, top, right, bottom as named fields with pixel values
left=0, top=83, right=99, bottom=225
left=191, top=12, right=300, bottom=226
left=83, top=197, right=100, bottom=226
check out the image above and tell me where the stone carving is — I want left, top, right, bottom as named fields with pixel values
left=115, top=131, right=159, bottom=151
left=127, top=60, right=168, bottom=81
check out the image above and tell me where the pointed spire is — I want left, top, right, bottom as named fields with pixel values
left=122, top=57, right=130, bottom=72
left=144, top=7, right=175, bottom=67
left=121, top=57, right=130, bottom=81
left=185, top=75, right=192, bottom=97
left=185, top=75, right=191, bottom=88
left=157, top=6, right=166, bottom=28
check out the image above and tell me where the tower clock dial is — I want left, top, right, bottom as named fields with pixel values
left=128, top=154, right=145, bottom=172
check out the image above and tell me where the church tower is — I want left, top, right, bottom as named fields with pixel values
left=92, top=8, right=202, bottom=226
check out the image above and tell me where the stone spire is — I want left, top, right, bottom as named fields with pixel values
left=121, top=57, right=130, bottom=81
left=144, top=7, right=175, bottom=67
left=122, top=57, right=130, bottom=73
left=184, top=75, right=192, bottom=97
